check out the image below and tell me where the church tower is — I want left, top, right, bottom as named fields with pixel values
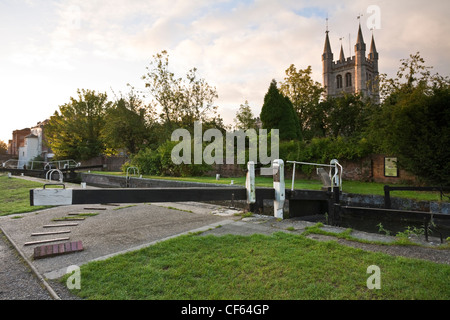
left=322, top=21, right=379, bottom=102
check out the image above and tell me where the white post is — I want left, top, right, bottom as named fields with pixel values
left=273, top=159, right=285, bottom=219
left=246, top=161, right=255, bottom=204
left=291, top=162, right=296, bottom=191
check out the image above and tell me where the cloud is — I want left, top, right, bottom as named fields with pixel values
left=1, top=0, right=450, bottom=142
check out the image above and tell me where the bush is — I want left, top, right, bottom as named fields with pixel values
left=127, top=140, right=211, bottom=177
left=279, top=137, right=373, bottom=174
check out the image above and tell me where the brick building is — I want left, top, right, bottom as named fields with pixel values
left=7, top=128, right=31, bottom=157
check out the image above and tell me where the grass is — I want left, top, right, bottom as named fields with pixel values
left=162, top=206, right=193, bottom=213
left=63, top=232, right=450, bottom=300
left=0, top=174, right=50, bottom=216
left=91, top=171, right=447, bottom=202
left=113, top=205, right=137, bottom=211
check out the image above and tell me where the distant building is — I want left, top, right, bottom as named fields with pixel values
left=322, top=22, right=379, bottom=102
left=7, top=128, right=31, bottom=156
left=9, top=120, right=52, bottom=168
left=18, top=133, right=39, bottom=167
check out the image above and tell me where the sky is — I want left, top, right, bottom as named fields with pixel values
left=1, top=0, right=450, bottom=144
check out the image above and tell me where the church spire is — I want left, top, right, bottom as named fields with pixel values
left=339, top=44, right=345, bottom=62
left=370, top=34, right=378, bottom=57
left=322, top=17, right=333, bottom=62
left=355, top=22, right=366, bottom=52
left=323, top=16, right=332, bottom=54
left=323, top=31, right=332, bottom=55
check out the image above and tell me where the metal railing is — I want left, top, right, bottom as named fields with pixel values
left=46, top=169, right=64, bottom=183
left=2, top=159, right=80, bottom=170
left=286, top=159, right=343, bottom=191
left=126, top=166, right=140, bottom=188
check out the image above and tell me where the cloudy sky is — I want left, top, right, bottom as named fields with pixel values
left=1, top=0, right=449, bottom=144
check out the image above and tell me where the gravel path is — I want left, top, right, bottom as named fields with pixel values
left=0, top=231, right=53, bottom=300
left=1, top=231, right=82, bottom=300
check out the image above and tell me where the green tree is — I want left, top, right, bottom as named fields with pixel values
left=368, top=53, right=450, bottom=185
left=322, top=93, right=375, bottom=139
left=103, top=90, right=154, bottom=155
left=142, top=50, right=219, bottom=134
left=178, top=67, right=219, bottom=129
left=46, top=89, right=111, bottom=161
left=234, top=100, right=257, bottom=131
left=141, top=50, right=181, bottom=133
left=280, top=65, right=325, bottom=139
left=260, top=79, right=301, bottom=140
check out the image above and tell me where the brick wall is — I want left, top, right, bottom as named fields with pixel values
left=368, top=154, right=416, bottom=184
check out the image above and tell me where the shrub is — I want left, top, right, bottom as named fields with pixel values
left=128, top=140, right=211, bottom=177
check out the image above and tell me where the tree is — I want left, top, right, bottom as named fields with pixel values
left=280, top=65, right=325, bottom=138
left=260, top=79, right=301, bottom=140
left=142, top=50, right=219, bottom=133
left=321, top=93, right=375, bottom=139
left=376, top=52, right=448, bottom=103
left=45, top=89, right=110, bottom=161
left=234, top=100, right=257, bottom=131
left=141, top=50, right=181, bottom=133
left=368, top=53, right=450, bottom=185
left=178, top=67, right=219, bottom=129
left=103, top=88, right=155, bottom=155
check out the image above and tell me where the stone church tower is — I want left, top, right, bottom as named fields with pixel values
left=322, top=23, right=379, bottom=102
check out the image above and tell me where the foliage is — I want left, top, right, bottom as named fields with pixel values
left=45, top=89, right=110, bottom=161
left=127, top=140, right=211, bottom=177
left=103, top=88, right=156, bottom=155
left=280, top=64, right=325, bottom=138
left=260, top=79, right=301, bottom=140
left=376, top=52, right=449, bottom=102
left=278, top=137, right=372, bottom=174
left=234, top=100, right=257, bottom=131
left=141, top=50, right=219, bottom=134
left=320, top=93, right=377, bottom=139
left=368, top=53, right=450, bottom=186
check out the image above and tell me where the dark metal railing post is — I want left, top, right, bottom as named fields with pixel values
left=384, top=185, right=391, bottom=209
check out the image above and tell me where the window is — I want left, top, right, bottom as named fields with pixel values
left=336, top=75, right=343, bottom=89
left=345, top=73, right=352, bottom=87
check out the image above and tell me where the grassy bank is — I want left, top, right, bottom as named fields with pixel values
left=64, top=232, right=450, bottom=300
left=0, top=175, right=49, bottom=216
